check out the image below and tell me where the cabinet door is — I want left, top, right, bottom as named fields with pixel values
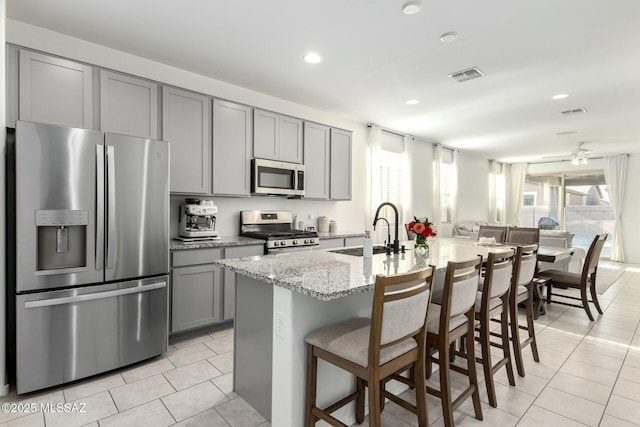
left=223, top=245, right=265, bottom=320
left=253, top=109, right=278, bottom=160
left=19, top=50, right=94, bottom=129
left=330, top=129, right=353, bottom=200
left=303, top=122, right=330, bottom=199
left=162, top=87, right=211, bottom=194
left=171, top=264, right=222, bottom=333
left=100, top=71, right=159, bottom=139
left=212, top=99, right=252, bottom=196
left=279, top=115, right=303, bottom=163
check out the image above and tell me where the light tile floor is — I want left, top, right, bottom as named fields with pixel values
left=1, top=261, right=639, bottom=426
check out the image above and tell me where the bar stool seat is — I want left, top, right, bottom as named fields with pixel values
left=306, top=317, right=419, bottom=367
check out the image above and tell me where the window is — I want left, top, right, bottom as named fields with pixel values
left=440, top=162, right=454, bottom=223
left=375, top=131, right=407, bottom=224
left=523, top=192, right=536, bottom=206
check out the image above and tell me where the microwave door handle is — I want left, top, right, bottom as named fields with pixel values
left=106, top=145, right=117, bottom=269
left=95, top=144, right=105, bottom=270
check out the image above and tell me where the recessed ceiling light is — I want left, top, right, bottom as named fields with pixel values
left=304, top=52, right=322, bottom=64
left=405, top=99, right=420, bottom=105
left=552, top=93, right=569, bottom=100
left=402, top=1, right=422, bottom=14
left=440, top=32, right=458, bottom=43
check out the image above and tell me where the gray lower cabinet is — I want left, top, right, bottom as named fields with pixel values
left=330, top=128, right=353, bottom=200
left=318, top=238, right=345, bottom=249
left=170, top=244, right=264, bottom=333
left=18, top=50, right=94, bottom=129
left=303, top=122, right=330, bottom=199
left=162, top=86, right=211, bottom=194
left=171, top=248, right=223, bottom=333
left=212, top=99, right=253, bottom=196
left=253, top=109, right=303, bottom=163
left=222, top=245, right=265, bottom=320
left=100, top=70, right=159, bottom=139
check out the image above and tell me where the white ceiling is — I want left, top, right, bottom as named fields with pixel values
left=7, top=0, right=640, bottom=162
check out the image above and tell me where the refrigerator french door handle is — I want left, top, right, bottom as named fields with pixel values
left=106, top=146, right=117, bottom=269
left=24, top=281, right=167, bottom=309
left=96, top=145, right=105, bottom=270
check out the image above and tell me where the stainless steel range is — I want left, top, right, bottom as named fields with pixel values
left=240, top=210, right=319, bottom=254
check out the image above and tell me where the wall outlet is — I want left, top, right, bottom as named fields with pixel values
left=275, top=311, right=286, bottom=339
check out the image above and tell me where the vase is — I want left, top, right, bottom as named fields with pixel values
left=414, top=244, right=429, bottom=257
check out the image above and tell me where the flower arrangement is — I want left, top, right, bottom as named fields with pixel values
left=407, top=216, right=437, bottom=253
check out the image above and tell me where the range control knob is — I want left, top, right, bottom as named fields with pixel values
left=293, top=240, right=298, bottom=245
left=309, top=239, right=315, bottom=244
left=304, top=239, right=309, bottom=244
left=274, top=241, right=280, bottom=246
left=281, top=240, right=286, bottom=246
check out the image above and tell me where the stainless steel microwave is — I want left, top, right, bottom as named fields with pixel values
left=251, top=158, right=305, bottom=197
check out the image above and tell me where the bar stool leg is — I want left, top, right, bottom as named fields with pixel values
left=526, top=292, right=540, bottom=362
left=510, top=302, right=526, bottom=377
left=465, top=319, right=483, bottom=420
left=501, top=306, right=516, bottom=386
left=368, top=371, right=382, bottom=427
left=356, top=377, right=365, bottom=424
left=439, top=342, right=455, bottom=427
left=305, top=344, right=318, bottom=427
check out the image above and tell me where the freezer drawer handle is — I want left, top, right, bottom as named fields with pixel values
left=24, top=282, right=166, bottom=309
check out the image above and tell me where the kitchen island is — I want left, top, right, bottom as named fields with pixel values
left=215, top=240, right=516, bottom=426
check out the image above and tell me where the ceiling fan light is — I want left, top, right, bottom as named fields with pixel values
left=571, top=155, right=579, bottom=166
left=581, top=157, right=588, bottom=165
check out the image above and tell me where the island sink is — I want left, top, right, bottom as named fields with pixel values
left=330, top=245, right=393, bottom=256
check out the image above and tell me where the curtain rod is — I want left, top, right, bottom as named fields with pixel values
left=367, top=124, right=413, bottom=139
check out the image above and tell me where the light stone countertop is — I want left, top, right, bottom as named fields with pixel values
left=214, top=249, right=429, bottom=301
left=170, top=236, right=265, bottom=250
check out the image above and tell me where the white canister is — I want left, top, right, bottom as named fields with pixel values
left=318, top=216, right=330, bottom=233
left=329, top=220, right=337, bottom=233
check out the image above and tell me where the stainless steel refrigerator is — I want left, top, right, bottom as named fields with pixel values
left=10, top=121, right=169, bottom=394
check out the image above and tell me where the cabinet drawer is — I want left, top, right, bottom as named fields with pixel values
left=172, top=248, right=223, bottom=267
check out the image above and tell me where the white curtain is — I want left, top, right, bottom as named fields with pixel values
left=506, top=162, right=527, bottom=226
left=488, top=161, right=498, bottom=224
left=402, top=136, right=413, bottom=227
left=432, top=144, right=443, bottom=234
left=367, top=125, right=382, bottom=235
left=451, top=150, right=459, bottom=228
left=604, top=154, right=628, bottom=262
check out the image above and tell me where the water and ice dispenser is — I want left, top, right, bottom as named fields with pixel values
left=35, top=209, right=88, bottom=271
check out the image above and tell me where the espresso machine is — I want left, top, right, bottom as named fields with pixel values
left=178, top=199, right=219, bottom=240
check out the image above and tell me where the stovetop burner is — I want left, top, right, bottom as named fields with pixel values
left=240, top=210, right=319, bottom=252
left=242, top=230, right=318, bottom=240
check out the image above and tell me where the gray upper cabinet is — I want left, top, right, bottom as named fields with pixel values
left=100, top=71, right=159, bottom=139
left=162, top=87, right=211, bottom=194
left=212, top=99, right=253, bottom=196
left=19, top=50, right=94, bottom=129
left=303, top=122, right=330, bottom=199
left=253, top=109, right=278, bottom=160
left=253, top=109, right=303, bottom=163
left=278, top=115, right=303, bottom=163
left=330, top=128, right=353, bottom=200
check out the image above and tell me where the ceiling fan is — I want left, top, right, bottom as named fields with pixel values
left=541, top=142, right=595, bottom=165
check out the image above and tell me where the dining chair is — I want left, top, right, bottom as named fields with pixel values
left=509, top=244, right=540, bottom=377
left=304, top=267, right=434, bottom=427
left=478, top=225, right=507, bottom=243
left=538, top=233, right=607, bottom=321
left=474, top=250, right=516, bottom=407
left=506, top=227, right=540, bottom=245
left=425, top=257, right=483, bottom=426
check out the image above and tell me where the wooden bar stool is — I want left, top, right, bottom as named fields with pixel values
left=425, top=257, right=483, bottom=426
left=475, top=250, right=516, bottom=407
left=304, top=267, right=434, bottom=427
left=509, top=244, right=540, bottom=377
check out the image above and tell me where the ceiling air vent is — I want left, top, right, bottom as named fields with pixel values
left=561, top=108, right=588, bottom=116
left=556, top=130, right=578, bottom=136
left=448, top=67, right=485, bottom=82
